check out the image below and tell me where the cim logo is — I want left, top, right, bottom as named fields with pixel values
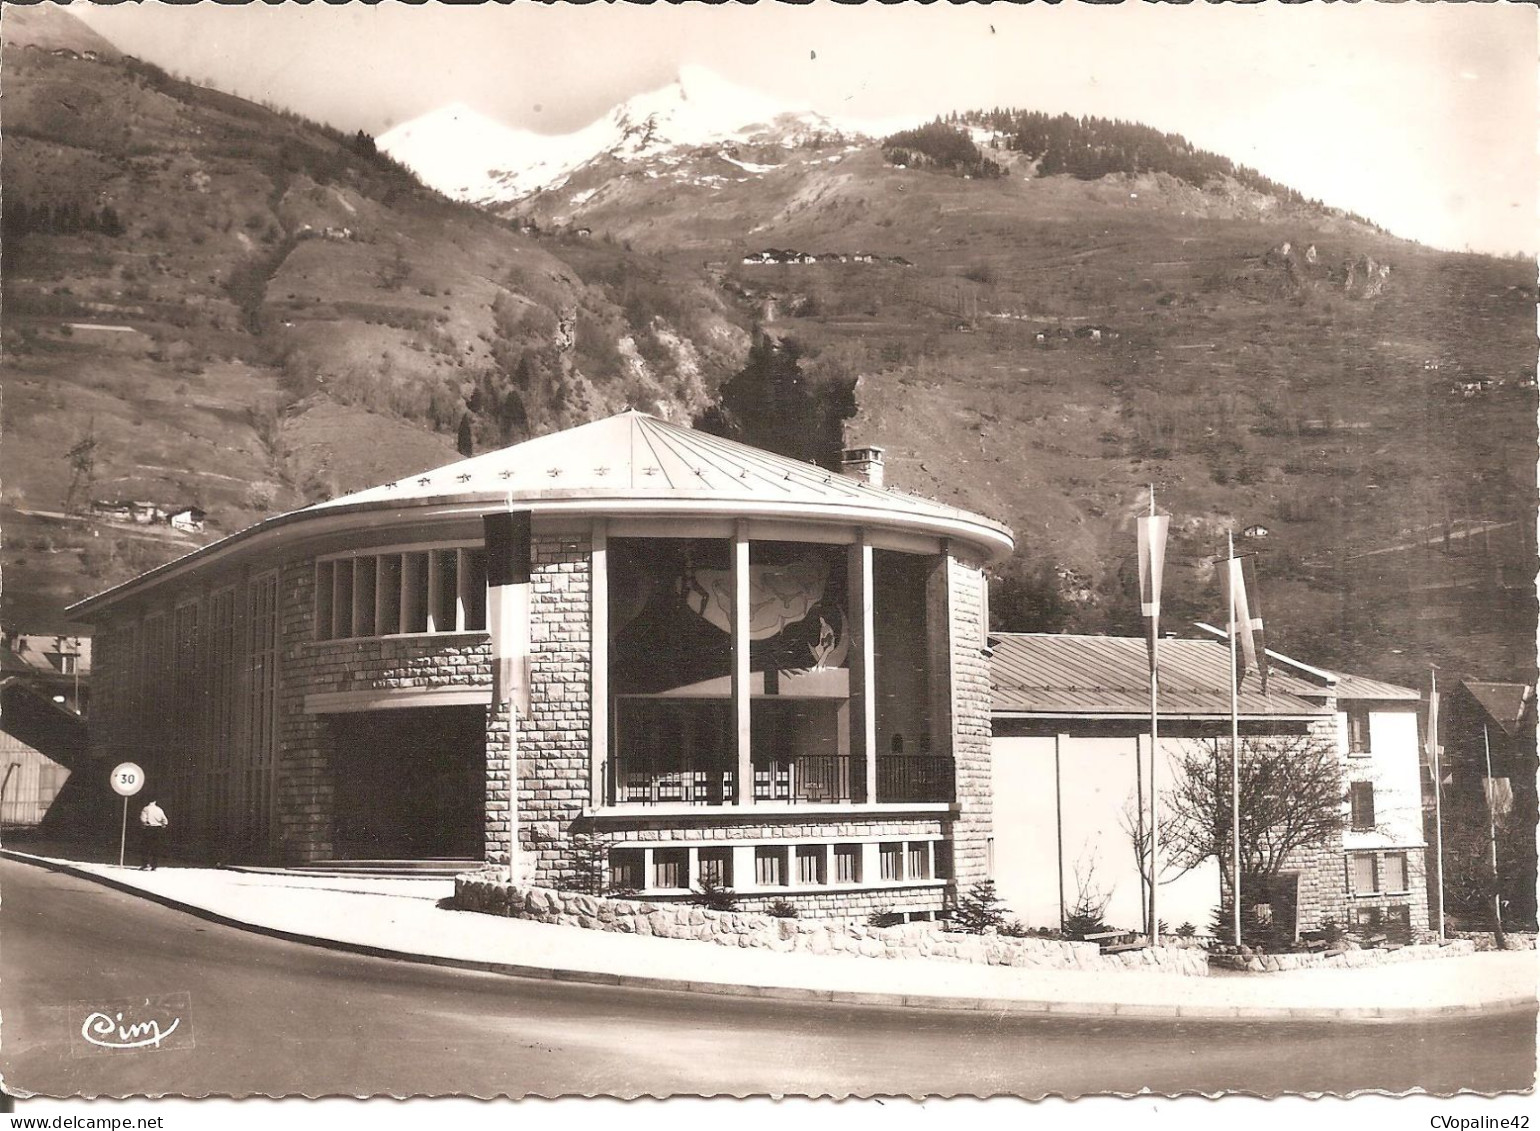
left=71, top=993, right=194, bottom=1057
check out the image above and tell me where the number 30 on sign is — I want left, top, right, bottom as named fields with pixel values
left=111, top=763, right=144, bottom=798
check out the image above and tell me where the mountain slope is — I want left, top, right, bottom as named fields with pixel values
left=1, top=23, right=749, bottom=631
left=466, top=110, right=1533, bottom=686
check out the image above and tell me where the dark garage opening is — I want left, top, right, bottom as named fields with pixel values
left=328, top=706, right=485, bottom=860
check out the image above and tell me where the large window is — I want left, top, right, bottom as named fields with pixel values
left=315, top=546, right=487, bottom=641
left=873, top=550, right=949, bottom=803
left=607, top=533, right=951, bottom=807
left=609, top=536, right=855, bottom=805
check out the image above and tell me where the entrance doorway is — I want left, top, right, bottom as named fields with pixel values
left=328, top=706, right=485, bottom=859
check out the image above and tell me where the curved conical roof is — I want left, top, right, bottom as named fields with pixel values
left=68, top=413, right=1012, bottom=619
left=306, top=411, right=1012, bottom=550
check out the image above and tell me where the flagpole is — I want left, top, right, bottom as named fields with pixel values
left=1228, top=531, right=1242, bottom=948
left=1147, top=487, right=1161, bottom=947
left=1429, top=668, right=1446, bottom=942
left=1482, top=723, right=1506, bottom=948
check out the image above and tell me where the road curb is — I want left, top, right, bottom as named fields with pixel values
left=6, top=850, right=1533, bottom=1023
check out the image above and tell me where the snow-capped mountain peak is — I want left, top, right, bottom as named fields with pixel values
left=379, top=67, right=869, bottom=207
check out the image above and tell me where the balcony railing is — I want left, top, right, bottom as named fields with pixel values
left=875, top=755, right=954, bottom=804
left=607, top=754, right=954, bottom=806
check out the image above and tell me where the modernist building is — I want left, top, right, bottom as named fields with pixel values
left=69, top=412, right=1012, bottom=918
left=990, top=633, right=1429, bottom=941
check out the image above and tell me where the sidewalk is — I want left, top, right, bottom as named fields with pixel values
left=7, top=847, right=1535, bottom=1021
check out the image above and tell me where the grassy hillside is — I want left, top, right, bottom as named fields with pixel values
left=0, top=40, right=749, bottom=631
left=524, top=136, right=1537, bottom=686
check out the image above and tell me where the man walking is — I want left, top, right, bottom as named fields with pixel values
left=139, top=799, right=168, bottom=870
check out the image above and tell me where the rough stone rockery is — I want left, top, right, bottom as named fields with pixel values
left=454, top=873, right=1213, bottom=977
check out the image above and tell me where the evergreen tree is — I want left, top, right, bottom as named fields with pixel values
left=456, top=412, right=474, bottom=457
left=953, top=879, right=1010, bottom=934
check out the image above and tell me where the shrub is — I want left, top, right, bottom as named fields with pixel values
left=952, top=879, right=1009, bottom=934
left=1176, top=922, right=1198, bottom=939
left=767, top=899, right=799, bottom=919
left=999, top=919, right=1032, bottom=938
left=691, top=879, right=738, bottom=912
left=868, top=909, right=905, bottom=929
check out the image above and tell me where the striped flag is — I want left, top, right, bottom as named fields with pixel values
left=1222, top=554, right=1265, bottom=690
left=1239, top=554, right=1268, bottom=694
left=1425, top=681, right=1442, bottom=794
left=484, top=510, right=532, bottom=714
left=1136, top=511, right=1169, bottom=673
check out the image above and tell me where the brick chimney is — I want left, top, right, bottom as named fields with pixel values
left=840, top=445, right=885, bottom=488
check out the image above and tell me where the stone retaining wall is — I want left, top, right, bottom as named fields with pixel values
left=1448, top=931, right=1538, bottom=952
left=1209, top=939, right=1475, bottom=972
left=454, top=872, right=1211, bottom=976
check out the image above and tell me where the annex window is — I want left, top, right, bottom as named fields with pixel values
left=314, top=546, right=488, bottom=641
left=1349, top=852, right=1378, bottom=895
left=1349, top=781, right=1376, bottom=831
left=1382, top=852, right=1408, bottom=893
left=1347, top=712, right=1372, bottom=756
left=879, top=842, right=904, bottom=882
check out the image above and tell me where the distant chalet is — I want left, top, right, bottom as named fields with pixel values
left=742, top=249, right=914, bottom=267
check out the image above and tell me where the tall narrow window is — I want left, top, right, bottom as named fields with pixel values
left=879, top=842, right=903, bottom=882
left=1347, top=712, right=1372, bottom=756
left=796, top=845, right=826, bottom=885
left=833, top=843, right=862, bottom=883
left=906, top=841, right=930, bottom=880
left=1349, top=781, right=1376, bottom=831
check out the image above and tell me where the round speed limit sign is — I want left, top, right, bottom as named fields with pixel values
left=110, top=762, right=145, bottom=798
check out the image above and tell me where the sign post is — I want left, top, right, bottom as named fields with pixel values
left=110, top=762, right=144, bottom=868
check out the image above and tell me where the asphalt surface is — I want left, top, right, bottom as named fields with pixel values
left=3, top=859, right=1534, bottom=1098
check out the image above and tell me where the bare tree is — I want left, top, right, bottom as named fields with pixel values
left=1161, top=733, right=1345, bottom=917
left=64, top=418, right=98, bottom=514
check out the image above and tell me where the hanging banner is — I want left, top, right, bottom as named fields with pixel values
left=1239, top=553, right=1269, bottom=693
left=1136, top=513, right=1169, bottom=674
left=1222, top=554, right=1261, bottom=689
left=484, top=510, right=532, bottom=715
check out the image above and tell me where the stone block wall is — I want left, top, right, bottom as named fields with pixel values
left=947, top=551, right=992, bottom=893
left=454, top=874, right=1213, bottom=977
left=515, top=533, right=593, bottom=888
left=1293, top=840, right=1432, bottom=940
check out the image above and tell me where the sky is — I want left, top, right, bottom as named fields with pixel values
left=74, top=1, right=1538, bottom=257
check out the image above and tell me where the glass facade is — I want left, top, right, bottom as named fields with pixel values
left=606, top=533, right=950, bottom=808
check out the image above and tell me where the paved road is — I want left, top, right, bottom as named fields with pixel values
left=2, top=859, right=1533, bottom=1098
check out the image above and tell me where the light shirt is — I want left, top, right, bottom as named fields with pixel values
left=140, top=802, right=168, bottom=828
